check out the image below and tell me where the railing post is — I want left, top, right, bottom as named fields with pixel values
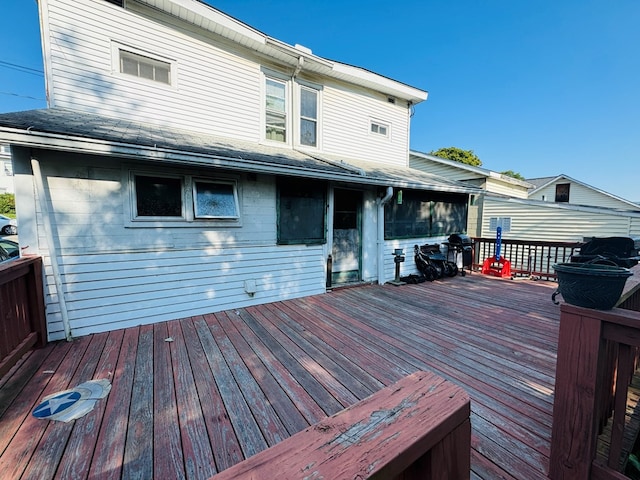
left=550, top=305, right=606, bottom=479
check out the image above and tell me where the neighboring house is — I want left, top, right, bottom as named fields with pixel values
left=409, top=151, right=533, bottom=236
left=0, top=0, right=478, bottom=341
left=527, top=174, right=640, bottom=211
left=0, top=144, right=14, bottom=194
left=410, top=153, right=640, bottom=242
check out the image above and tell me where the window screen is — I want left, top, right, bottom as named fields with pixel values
left=277, top=179, right=326, bottom=244
left=384, top=190, right=468, bottom=239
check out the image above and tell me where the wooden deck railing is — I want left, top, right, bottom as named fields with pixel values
left=212, top=370, right=471, bottom=480
left=471, top=237, right=583, bottom=279
left=0, top=256, right=47, bottom=379
left=550, top=296, right=640, bottom=479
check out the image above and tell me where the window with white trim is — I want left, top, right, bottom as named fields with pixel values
left=128, top=171, right=240, bottom=226
left=265, top=78, right=287, bottom=142
left=119, top=50, right=171, bottom=85
left=300, top=86, right=318, bottom=147
left=370, top=121, right=389, bottom=137
left=263, top=72, right=321, bottom=148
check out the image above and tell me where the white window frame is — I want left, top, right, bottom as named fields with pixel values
left=296, top=81, right=322, bottom=149
left=264, top=74, right=289, bottom=144
left=112, top=42, right=177, bottom=88
left=370, top=119, right=390, bottom=139
left=261, top=70, right=322, bottom=149
left=124, top=169, right=241, bottom=228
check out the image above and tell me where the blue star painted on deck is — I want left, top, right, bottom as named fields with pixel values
left=33, top=391, right=81, bottom=418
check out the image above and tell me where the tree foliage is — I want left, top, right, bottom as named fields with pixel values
left=0, top=193, right=15, bottom=216
left=500, top=170, right=526, bottom=181
left=429, top=147, right=482, bottom=167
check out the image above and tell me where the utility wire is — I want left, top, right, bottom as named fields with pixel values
left=0, top=60, right=44, bottom=76
left=0, top=91, right=45, bottom=101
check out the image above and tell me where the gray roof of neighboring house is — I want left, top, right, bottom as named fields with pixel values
left=0, top=108, right=479, bottom=194
left=525, top=176, right=561, bottom=190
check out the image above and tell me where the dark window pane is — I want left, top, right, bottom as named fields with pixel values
left=135, top=175, right=182, bottom=217
left=277, top=179, right=326, bottom=244
left=384, top=190, right=467, bottom=239
left=555, top=183, right=570, bottom=202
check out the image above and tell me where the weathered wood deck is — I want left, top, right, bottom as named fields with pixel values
left=0, top=273, right=560, bottom=479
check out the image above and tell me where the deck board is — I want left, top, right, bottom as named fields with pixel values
left=0, top=274, right=562, bottom=479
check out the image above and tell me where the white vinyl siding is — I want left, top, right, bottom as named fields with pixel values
left=44, top=0, right=261, bottom=140
left=482, top=196, right=640, bottom=242
left=41, top=244, right=326, bottom=340
left=531, top=180, right=637, bottom=210
left=14, top=150, right=329, bottom=340
left=322, top=82, right=409, bottom=166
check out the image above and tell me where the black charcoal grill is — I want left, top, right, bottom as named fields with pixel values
left=571, top=236, right=640, bottom=268
left=444, top=233, right=474, bottom=275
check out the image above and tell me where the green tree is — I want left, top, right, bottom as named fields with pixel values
left=0, top=193, right=15, bottom=216
left=500, top=170, right=526, bottom=181
left=429, top=147, right=482, bottom=167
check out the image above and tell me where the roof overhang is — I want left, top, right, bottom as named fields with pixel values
left=132, top=0, right=427, bottom=104
left=0, top=109, right=475, bottom=194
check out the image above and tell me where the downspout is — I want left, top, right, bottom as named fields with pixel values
left=377, top=187, right=393, bottom=283
left=31, top=157, right=73, bottom=341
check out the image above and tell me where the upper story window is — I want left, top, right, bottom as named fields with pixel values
left=263, top=72, right=321, bottom=148
left=120, top=50, right=171, bottom=85
left=104, top=0, right=124, bottom=6
left=265, top=78, right=287, bottom=142
left=555, top=183, right=570, bottom=203
left=300, top=86, right=318, bottom=147
left=370, top=120, right=389, bottom=138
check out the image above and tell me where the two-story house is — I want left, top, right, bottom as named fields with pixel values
left=0, top=0, right=478, bottom=341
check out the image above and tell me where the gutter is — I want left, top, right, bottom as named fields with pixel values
left=377, top=187, right=394, bottom=283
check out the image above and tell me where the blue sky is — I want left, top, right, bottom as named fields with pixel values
left=1, top=0, right=638, bottom=201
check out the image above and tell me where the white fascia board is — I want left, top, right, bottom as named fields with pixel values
left=137, top=0, right=266, bottom=46
left=331, top=63, right=427, bottom=103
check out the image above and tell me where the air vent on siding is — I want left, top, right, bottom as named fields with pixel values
left=104, top=0, right=124, bottom=7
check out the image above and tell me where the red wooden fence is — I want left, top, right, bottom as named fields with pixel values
left=0, top=256, right=47, bottom=379
left=212, top=370, right=471, bottom=480
left=550, top=302, right=640, bottom=479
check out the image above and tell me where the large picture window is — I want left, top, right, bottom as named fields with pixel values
left=384, top=190, right=468, bottom=239
left=277, top=179, right=326, bottom=244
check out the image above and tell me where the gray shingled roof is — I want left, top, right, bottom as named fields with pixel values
left=0, top=108, right=479, bottom=193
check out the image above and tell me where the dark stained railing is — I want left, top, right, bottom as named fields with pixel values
left=471, top=237, right=583, bottom=280
left=550, top=272, right=640, bottom=480
left=0, top=256, right=47, bottom=379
